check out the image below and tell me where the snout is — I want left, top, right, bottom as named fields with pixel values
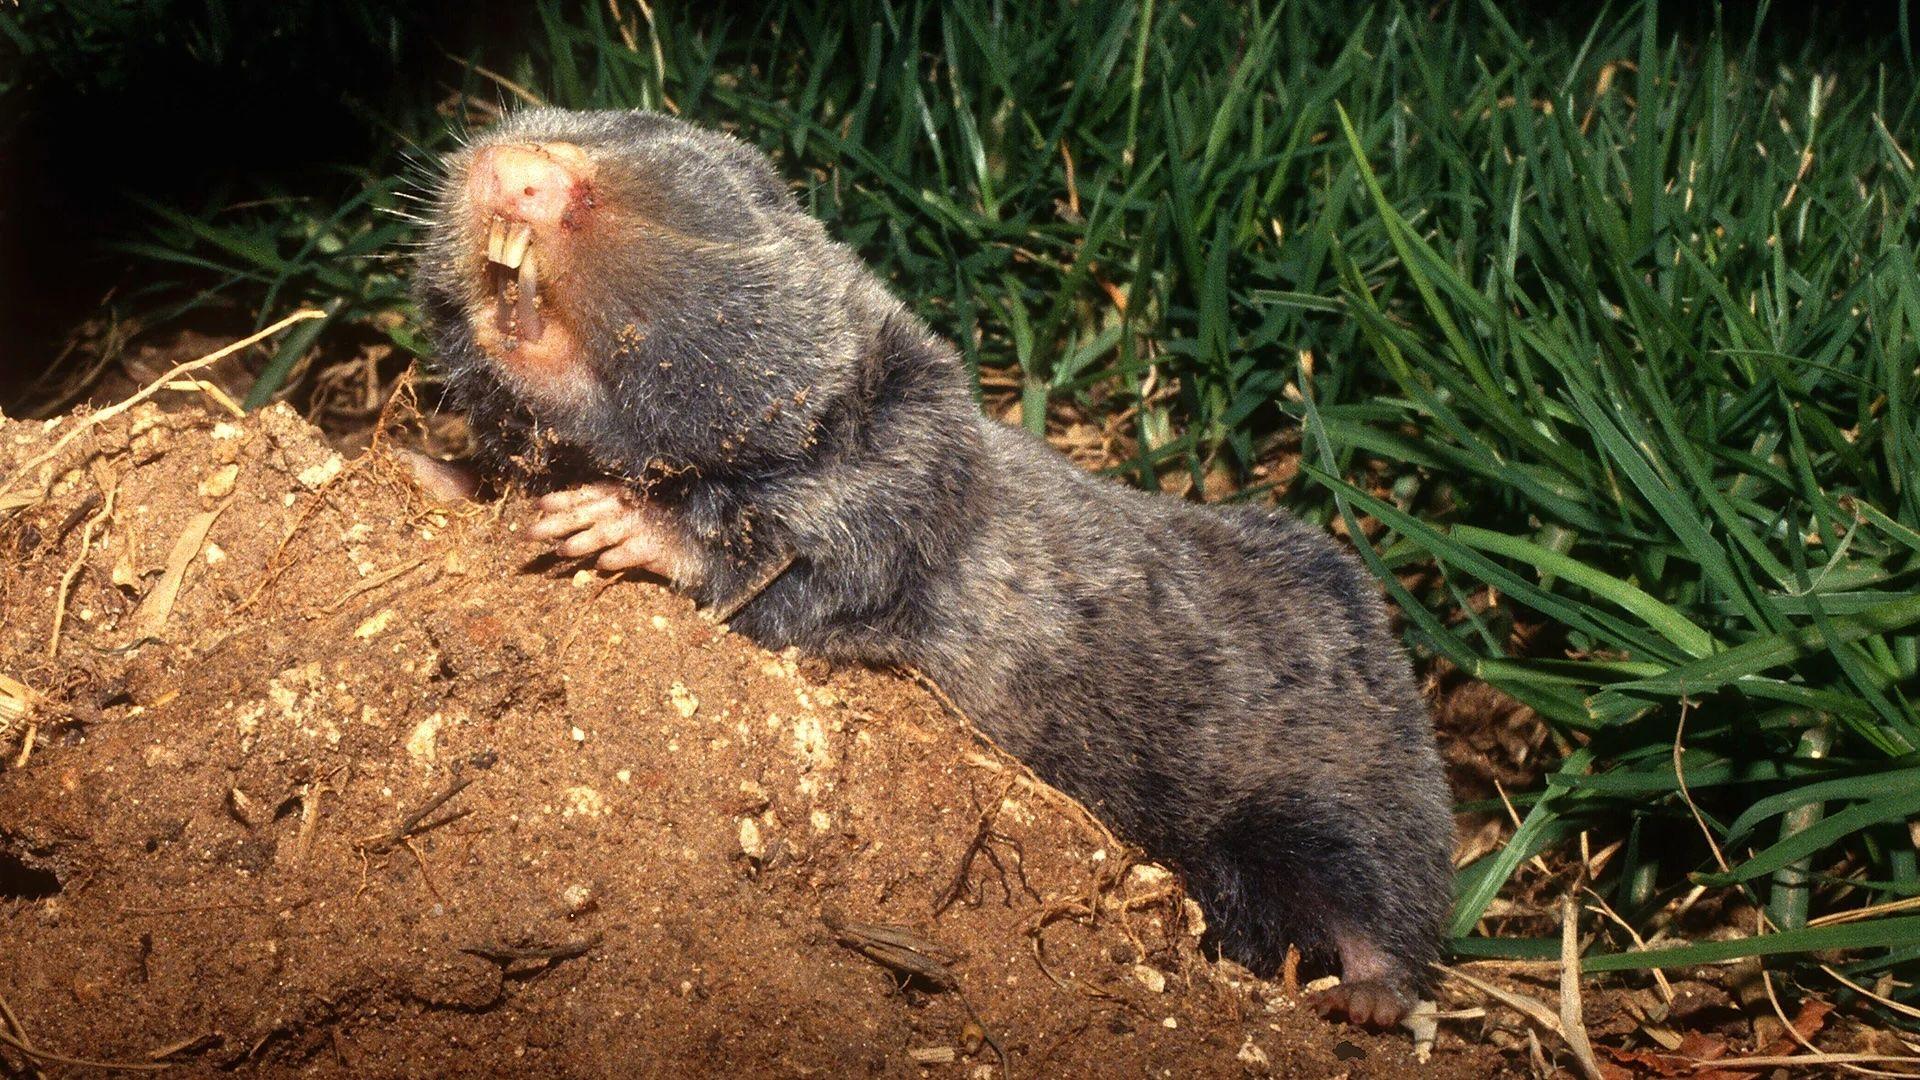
left=469, top=142, right=594, bottom=233
left=461, top=141, right=597, bottom=371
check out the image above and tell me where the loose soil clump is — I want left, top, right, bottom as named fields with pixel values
left=0, top=403, right=1512, bottom=1077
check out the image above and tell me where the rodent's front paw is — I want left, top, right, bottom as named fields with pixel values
left=528, top=482, right=700, bottom=582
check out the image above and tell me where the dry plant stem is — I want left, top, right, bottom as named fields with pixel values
left=1557, top=897, right=1603, bottom=1080
left=290, top=767, right=345, bottom=867
left=293, top=782, right=322, bottom=865
left=1673, top=700, right=1731, bottom=873
left=440, top=52, right=546, bottom=106
left=47, top=484, right=117, bottom=658
left=461, top=937, right=599, bottom=964
left=1526, top=1029, right=1551, bottom=1077
left=143, top=1033, right=216, bottom=1062
left=0, top=990, right=47, bottom=1080
left=12, top=724, right=36, bottom=770
left=22, top=287, right=130, bottom=422
left=1441, top=965, right=1568, bottom=1039
left=1821, top=964, right=1920, bottom=1022
left=1759, top=968, right=1920, bottom=1079
left=1688, top=1054, right=1920, bottom=1072
left=822, top=914, right=1007, bottom=1077
left=1762, top=968, right=1824, bottom=1059
left=162, top=378, right=245, bottom=418
left=1645, top=883, right=1711, bottom=937
left=1811, top=894, right=1920, bottom=927
left=1494, top=778, right=1554, bottom=879
left=1752, top=969, right=1916, bottom=1079
left=1581, top=885, right=1673, bottom=1002
left=322, top=557, right=425, bottom=613
left=358, top=774, right=477, bottom=853
left=402, top=838, right=444, bottom=904
left=630, top=0, right=679, bottom=113
left=709, top=549, right=798, bottom=625
left=128, top=501, right=228, bottom=642
left=0, top=309, right=326, bottom=507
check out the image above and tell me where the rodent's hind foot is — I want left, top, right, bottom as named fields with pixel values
left=1305, top=925, right=1415, bottom=1029
left=1306, top=980, right=1410, bottom=1030
left=528, top=482, right=701, bottom=583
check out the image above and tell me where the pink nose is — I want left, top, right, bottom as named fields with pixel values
left=470, top=142, right=591, bottom=228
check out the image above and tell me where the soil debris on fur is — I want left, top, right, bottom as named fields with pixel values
left=0, top=403, right=1514, bottom=1076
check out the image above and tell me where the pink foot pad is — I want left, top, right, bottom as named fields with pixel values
left=1307, top=980, right=1410, bottom=1030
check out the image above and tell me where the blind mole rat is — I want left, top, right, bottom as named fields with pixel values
left=415, top=107, right=1455, bottom=1029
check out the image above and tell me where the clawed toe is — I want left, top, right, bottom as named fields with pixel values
left=529, top=492, right=627, bottom=542
left=534, top=482, right=624, bottom=514
left=525, top=483, right=691, bottom=582
left=1307, top=980, right=1409, bottom=1030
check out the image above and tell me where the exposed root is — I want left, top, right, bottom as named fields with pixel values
left=0, top=990, right=170, bottom=1073
left=47, top=484, right=117, bottom=658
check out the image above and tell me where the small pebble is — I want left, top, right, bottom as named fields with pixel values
left=738, top=779, right=771, bottom=812
left=296, top=453, right=343, bottom=489
left=738, top=817, right=767, bottom=860
left=669, top=682, right=700, bottom=718
left=559, top=883, right=596, bottom=917
left=198, top=463, right=239, bottom=499
left=960, top=1022, right=984, bottom=1056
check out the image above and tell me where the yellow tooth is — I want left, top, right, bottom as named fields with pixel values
left=517, top=248, right=542, bottom=340
left=486, top=216, right=507, bottom=263
left=501, top=222, right=534, bottom=270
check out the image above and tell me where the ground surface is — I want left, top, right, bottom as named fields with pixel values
left=0, top=403, right=1517, bottom=1077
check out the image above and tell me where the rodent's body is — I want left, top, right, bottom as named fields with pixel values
left=417, top=108, right=1454, bottom=1026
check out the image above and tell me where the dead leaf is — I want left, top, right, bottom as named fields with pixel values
left=128, top=501, right=228, bottom=640
left=1603, top=1030, right=1756, bottom=1080
left=1759, top=998, right=1834, bottom=1056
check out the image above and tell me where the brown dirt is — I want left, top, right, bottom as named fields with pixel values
left=0, top=403, right=1521, bottom=1077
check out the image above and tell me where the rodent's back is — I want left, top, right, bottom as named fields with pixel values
left=928, top=421, right=1437, bottom=773
left=909, top=421, right=1452, bottom=987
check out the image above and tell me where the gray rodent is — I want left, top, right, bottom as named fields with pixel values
left=415, top=107, right=1455, bottom=1028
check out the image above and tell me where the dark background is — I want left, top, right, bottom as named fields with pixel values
left=2, top=0, right=1914, bottom=408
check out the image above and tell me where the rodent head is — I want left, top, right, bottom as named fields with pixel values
left=416, top=107, right=868, bottom=485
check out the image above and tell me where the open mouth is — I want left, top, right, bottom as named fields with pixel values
left=484, top=215, right=544, bottom=346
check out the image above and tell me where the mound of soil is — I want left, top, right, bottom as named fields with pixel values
left=0, top=403, right=1510, bottom=1077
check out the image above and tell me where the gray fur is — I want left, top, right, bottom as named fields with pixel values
left=417, top=108, right=1455, bottom=1010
